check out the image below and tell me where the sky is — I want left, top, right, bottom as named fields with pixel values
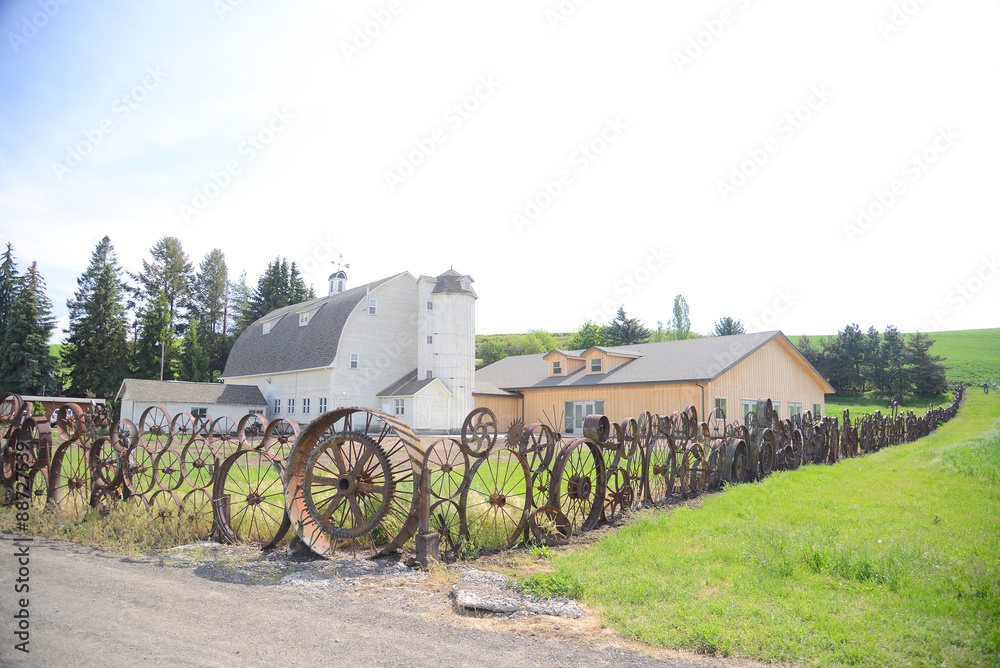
left=1, top=0, right=998, bottom=342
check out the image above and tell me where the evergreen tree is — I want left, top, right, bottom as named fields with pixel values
left=822, top=324, right=865, bottom=394
left=62, top=237, right=130, bottom=397
left=134, top=291, right=178, bottom=380
left=132, top=236, right=194, bottom=327
left=714, top=317, right=745, bottom=336
left=882, top=325, right=908, bottom=397
left=568, top=321, right=607, bottom=350
left=669, top=295, right=691, bottom=340
left=179, top=317, right=209, bottom=382
left=0, top=262, right=58, bottom=394
left=0, top=244, right=17, bottom=369
left=605, top=307, right=651, bottom=346
left=795, top=334, right=823, bottom=371
left=228, top=270, right=253, bottom=339
left=190, top=249, right=231, bottom=377
left=862, top=326, right=885, bottom=396
left=235, top=257, right=316, bottom=334
left=907, top=331, right=949, bottom=396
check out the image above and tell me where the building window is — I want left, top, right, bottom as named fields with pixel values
left=714, top=397, right=727, bottom=418
left=288, top=398, right=295, bottom=415
left=590, top=358, right=602, bottom=373
left=813, top=403, right=822, bottom=419
left=742, top=399, right=755, bottom=422
left=395, top=399, right=405, bottom=416
left=249, top=408, right=264, bottom=415
left=427, top=336, right=433, bottom=344
left=350, top=353, right=359, bottom=369
left=461, top=280, right=470, bottom=290
left=427, top=370, right=433, bottom=379
left=368, top=298, right=377, bottom=315
left=191, top=407, right=207, bottom=416
left=772, top=402, right=780, bottom=419
left=319, top=397, right=328, bottom=413
left=789, top=402, right=802, bottom=419
left=302, top=398, right=311, bottom=415
left=299, top=313, right=309, bottom=326
left=273, top=399, right=281, bottom=415
left=552, top=360, right=562, bottom=375
left=262, top=321, right=272, bottom=335
left=426, top=301, right=433, bottom=310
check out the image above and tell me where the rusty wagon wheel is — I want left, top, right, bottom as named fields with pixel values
left=460, top=448, right=531, bottom=551
left=110, top=419, right=139, bottom=451
left=49, top=441, right=92, bottom=513
left=210, top=416, right=240, bottom=460
left=284, top=407, right=424, bottom=559
left=181, top=437, right=217, bottom=489
left=262, top=418, right=299, bottom=467
left=181, top=488, right=215, bottom=535
left=138, top=406, right=173, bottom=452
left=424, top=438, right=470, bottom=501
left=89, top=436, right=124, bottom=490
left=517, top=423, right=556, bottom=477
left=602, top=467, right=634, bottom=524
left=238, top=413, right=269, bottom=450
left=193, top=413, right=213, bottom=439
left=549, top=438, right=606, bottom=534
left=429, top=498, right=464, bottom=555
left=213, top=448, right=289, bottom=546
left=27, top=465, right=50, bottom=510
left=460, top=407, right=497, bottom=459
left=123, top=445, right=157, bottom=497
left=171, top=412, right=197, bottom=447
left=528, top=505, right=573, bottom=546
left=757, top=429, right=776, bottom=478
left=0, top=392, right=23, bottom=428
left=153, top=449, right=184, bottom=492
left=731, top=439, right=749, bottom=483
left=57, top=403, right=93, bottom=444
left=644, top=430, right=675, bottom=504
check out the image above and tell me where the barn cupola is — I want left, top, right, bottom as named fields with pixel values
left=328, top=269, right=348, bottom=296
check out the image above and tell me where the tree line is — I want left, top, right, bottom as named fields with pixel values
left=795, top=324, right=949, bottom=398
left=0, top=236, right=316, bottom=399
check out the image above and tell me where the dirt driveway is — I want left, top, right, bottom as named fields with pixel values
left=0, top=537, right=763, bottom=668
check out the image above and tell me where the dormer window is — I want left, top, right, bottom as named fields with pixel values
left=461, top=280, right=471, bottom=290
left=590, top=358, right=603, bottom=373
left=552, top=360, right=562, bottom=375
left=262, top=321, right=272, bottom=335
left=299, top=313, right=310, bottom=326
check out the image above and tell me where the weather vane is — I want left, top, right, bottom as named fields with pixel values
left=333, top=254, right=350, bottom=272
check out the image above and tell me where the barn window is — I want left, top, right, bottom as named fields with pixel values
left=788, top=402, right=802, bottom=419
left=427, top=336, right=433, bottom=344
left=273, top=399, right=281, bottom=415
left=350, top=353, right=359, bottom=369
left=395, top=399, right=405, bottom=416
left=590, top=358, right=602, bottom=373
left=319, top=397, right=328, bottom=413
left=263, top=321, right=272, bottom=335
left=191, top=407, right=207, bottom=416
left=813, top=403, right=821, bottom=418
left=368, top=299, right=377, bottom=315
left=714, top=397, right=727, bottom=418
left=427, top=301, right=433, bottom=310
left=552, top=361, right=562, bottom=375
left=299, top=313, right=310, bottom=326
left=288, top=398, right=295, bottom=414
left=302, top=398, right=311, bottom=415
left=427, top=370, right=433, bottom=379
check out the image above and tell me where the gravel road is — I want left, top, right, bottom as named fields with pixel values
left=0, top=536, right=760, bottom=668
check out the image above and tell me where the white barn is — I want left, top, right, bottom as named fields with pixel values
left=220, top=268, right=476, bottom=434
left=116, top=378, right=267, bottom=424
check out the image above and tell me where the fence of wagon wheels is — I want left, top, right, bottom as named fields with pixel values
left=0, top=385, right=965, bottom=560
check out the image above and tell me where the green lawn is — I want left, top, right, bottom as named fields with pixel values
left=553, top=390, right=1000, bottom=667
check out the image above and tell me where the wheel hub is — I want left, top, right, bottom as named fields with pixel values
left=246, top=492, right=265, bottom=505
left=567, top=474, right=592, bottom=500
left=489, top=492, right=507, bottom=507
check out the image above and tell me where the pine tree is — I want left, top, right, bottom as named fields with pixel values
left=132, top=236, right=194, bottom=326
left=0, top=244, right=17, bottom=370
left=235, top=257, right=316, bottom=335
left=179, top=318, right=209, bottom=382
left=862, top=326, right=885, bottom=396
left=605, top=307, right=651, bottom=346
left=907, top=331, right=949, bottom=396
left=134, top=291, right=177, bottom=381
left=62, top=237, right=131, bottom=397
left=190, top=249, right=231, bottom=377
left=796, top=334, right=823, bottom=371
left=882, top=326, right=908, bottom=397
left=0, top=262, right=58, bottom=394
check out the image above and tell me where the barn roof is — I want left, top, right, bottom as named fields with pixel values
left=116, top=379, right=266, bottom=406
left=474, top=331, right=835, bottom=394
left=221, top=274, right=403, bottom=378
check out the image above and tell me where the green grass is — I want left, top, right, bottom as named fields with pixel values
left=553, top=391, right=1000, bottom=667
left=824, top=393, right=952, bottom=421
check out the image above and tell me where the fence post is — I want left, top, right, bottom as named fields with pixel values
left=413, top=460, right=439, bottom=569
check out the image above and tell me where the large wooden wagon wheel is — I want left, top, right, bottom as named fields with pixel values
left=284, top=407, right=424, bottom=559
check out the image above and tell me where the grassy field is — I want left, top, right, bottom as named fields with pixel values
left=552, top=390, right=1000, bottom=667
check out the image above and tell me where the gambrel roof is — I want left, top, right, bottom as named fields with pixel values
left=474, top=331, right=834, bottom=394
left=221, top=274, right=403, bottom=378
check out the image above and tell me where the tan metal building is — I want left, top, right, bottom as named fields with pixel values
left=474, top=331, right=835, bottom=435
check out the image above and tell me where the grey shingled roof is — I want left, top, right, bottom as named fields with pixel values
left=475, top=331, right=830, bottom=392
left=117, top=379, right=266, bottom=406
left=377, top=370, right=438, bottom=397
left=221, top=274, right=402, bottom=378
left=431, top=267, right=477, bottom=297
